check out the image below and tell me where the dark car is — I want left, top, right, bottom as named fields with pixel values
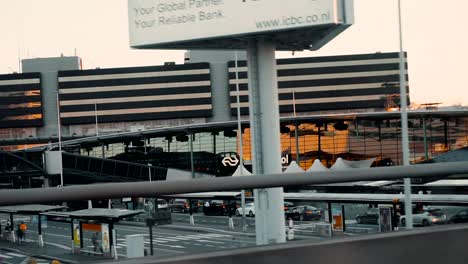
left=170, top=200, right=200, bottom=213
left=203, top=200, right=227, bottom=216
left=356, top=208, right=379, bottom=225
left=284, top=202, right=295, bottom=212
left=285, top=205, right=322, bottom=221
left=449, top=210, right=468, bottom=224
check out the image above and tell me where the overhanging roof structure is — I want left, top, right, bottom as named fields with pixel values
left=41, top=208, right=144, bottom=221
left=0, top=204, right=66, bottom=214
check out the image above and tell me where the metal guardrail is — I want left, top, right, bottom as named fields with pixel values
left=0, top=162, right=467, bottom=206
left=107, top=224, right=468, bottom=264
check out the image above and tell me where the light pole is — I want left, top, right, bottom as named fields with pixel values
left=94, top=101, right=99, bottom=137
left=148, top=163, right=152, bottom=182
left=56, top=91, right=64, bottom=187
left=398, top=0, right=413, bottom=229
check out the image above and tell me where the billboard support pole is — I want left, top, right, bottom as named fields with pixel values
left=247, top=37, right=286, bottom=245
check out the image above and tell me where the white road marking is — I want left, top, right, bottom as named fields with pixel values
left=6, top=252, right=26, bottom=257
left=149, top=239, right=169, bottom=243
left=152, top=237, right=179, bottom=242
left=196, top=239, right=225, bottom=244
left=0, top=253, right=13, bottom=259
left=145, top=243, right=185, bottom=249
left=44, top=241, right=72, bottom=250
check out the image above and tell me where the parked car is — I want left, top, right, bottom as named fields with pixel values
left=400, top=208, right=446, bottom=226
left=235, top=203, right=255, bottom=217
left=144, top=199, right=169, bottom=211
left=285, top=205, right=322, bottom=221
left=235, top=201, right=295, bottom=218
left=170, top=199, right=200, bottom=213
left=157, top=199, right=169, bottom=210
left=283, top=201, right=295, bottom=212
left=448, top=210, right=468, bottom=224
left=356, top=208, right=379, bottom=225
left=203, top=200, right=228, bottom=216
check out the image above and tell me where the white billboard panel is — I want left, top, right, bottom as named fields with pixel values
left=128, top=0, right=352, bottom=49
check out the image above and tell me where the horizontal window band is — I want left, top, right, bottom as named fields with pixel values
left=229, top=63, right=407, bottom=79
left=59, top=74, right=211, bottom=89
left=0, top=84, right=41, bottom=93
left=61, top=110, right=211, bottom=125
left=230, top=94, right=397, bottom=109
left=0, top=96, right=42, bottom=104
left=0, top=72, right=40, bottom=82
left=230, top=87, right=402, bottom=103
left=229, top=75, right=405, bottom=91
left=0, top=119, right=42, bottom=128
left=229, top=83, right=401, bottom=96
left=227, top=52, right=403, bottom=67
left=60, top=92, right=212, bottom=106
left=0, top=107, right=43, bottom=116
left=0, top=103, right=42, bottom=110
left=0, top=90, right=41, bottom=97
left=59, top=84, right=211, bottom=99
left=230, top=70, right=403, bottom=85
left=228, top=59, right=406, bottom=74
left=230, top=99, right=390, bottom=116
left=60, top=98, right=212, bottom=112
left=60, top=104, right=212, bottom=118
left=58, top=62, right=210, bottom=77
left=59, top=68, right=210, bottom=82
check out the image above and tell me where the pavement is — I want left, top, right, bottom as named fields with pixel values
left=0, top=221, right=255, bottom=264
left=0, top=238, right=103, bottom=264
left=0, top=216, right=348, bottom=264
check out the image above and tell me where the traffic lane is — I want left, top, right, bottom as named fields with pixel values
left=20, top=221, right=257, bottom=258
left=172, top=213, right=329, bottom=235
left=0, top=251, right=37, bottom=264
left=115, top=224, right=256, bottom=255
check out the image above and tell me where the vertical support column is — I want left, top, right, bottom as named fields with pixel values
left=148, top=222, right=154, bottom=256
left=38, top=214, right=44, bottom=247
left=247, top=37, right=285, bottom=245
left=79, top=221, right=84, bottom=250
left=189, top=131, right=195, bottom=225
left=341, top=205, right=346, bottom=233
left=444, top=121, right=449, bottom=151
left=327, top=202, right=332, bottom=225
left=317, top=125, right=322, bottom=160
left=423, top=117, right=429, bottom=160
left=10, top=213, right=15, bottom=243
left=70, top=219, right=75, bottom=252
left=110, top=222, right=118, bottom=260
left=295, top=122, right=300, bottom=164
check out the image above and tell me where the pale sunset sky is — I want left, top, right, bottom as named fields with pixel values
left=1, top=0, right=467, bottom=105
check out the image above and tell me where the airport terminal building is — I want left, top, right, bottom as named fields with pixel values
left=0, top=51, right=467, bottom=186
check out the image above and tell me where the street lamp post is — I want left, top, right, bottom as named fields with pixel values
left=148, top=163, right=152, bottom=182
left=94, top=101, right=99, bottom=137
left=398, top=0, right=413, bottom=229
left=56, top=91, right=64, bottom=187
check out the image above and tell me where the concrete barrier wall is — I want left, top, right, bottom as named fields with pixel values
left=109, top=224, right=468, bottom=264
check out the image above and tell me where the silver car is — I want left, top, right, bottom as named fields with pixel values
left=400, top=208, right=446, bottom=226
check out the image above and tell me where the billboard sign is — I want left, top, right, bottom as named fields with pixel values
left=379, top=207, right=393, bottom=233
left=332, top=205, right=343, bottom=231
left=128, top=0, right=353, bottom=50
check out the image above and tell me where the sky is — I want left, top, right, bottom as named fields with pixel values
left=1, top=0, right=467, bottom=106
